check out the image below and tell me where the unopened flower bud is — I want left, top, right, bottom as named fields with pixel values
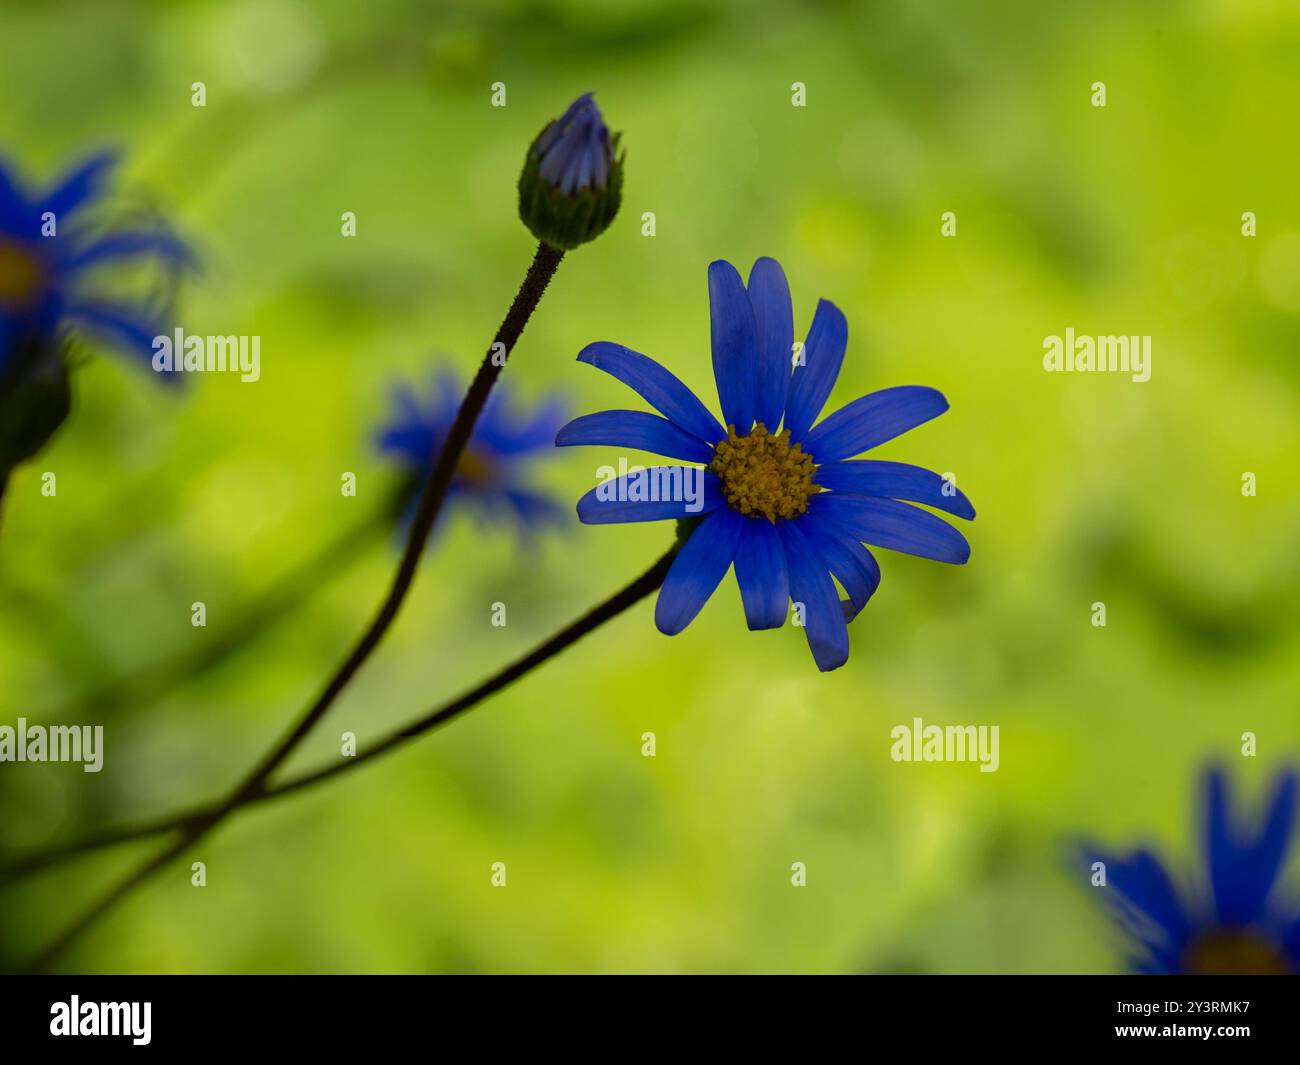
left=518, top=92, right=623, bottom=251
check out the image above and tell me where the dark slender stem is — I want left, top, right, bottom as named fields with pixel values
left=18, top=241, right=565, bottom=972
left=254, top=544, right=679, bottom=801
left=1, top=506, right=391, bottom=886
left=19, top=836, right=193, bottom=975
left=230, top=241, right=564, bottom=803
left=42, top=501, right=391, bottom=725
left=0, top=804, right=213, bottom=883
left=3, top=547, right=676, bottom=883
left=0, top=473, right=9, bottom=541
left=17, top=544, right=677, bottom=970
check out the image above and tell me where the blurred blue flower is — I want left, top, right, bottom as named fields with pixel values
left=556, top=256, right=974, bottom=672
left=1084, top=767, right=1300, bottom=974
left=0, top=150, right=192, bottom=381
left=377, top=368, right=568, bottom=540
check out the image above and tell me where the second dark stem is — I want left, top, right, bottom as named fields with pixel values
left=21, top=241, right=564, bottom=971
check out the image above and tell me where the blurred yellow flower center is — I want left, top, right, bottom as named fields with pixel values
left=455, top=447, right=497, bottom=487
left=1182, top=928, right=1293, bottom=975
left=709, top=423, right=819, bottom=521
left=0, top=237, right=46, bottom=310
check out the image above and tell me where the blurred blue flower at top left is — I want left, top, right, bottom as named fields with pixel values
left=377, top=368, right=568, bottom=541
left=0, top=150, right=192, bottom=382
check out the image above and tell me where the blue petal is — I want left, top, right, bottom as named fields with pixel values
left=655, top=506, right=745, bottom=635
left=778, top=520, right=850, bottom=671
left=812, top=494, right=970, bottom=564
left=577, top=341, right=725, bottom=445
left=708, top=259, right=757, bottom=433
left=799, top=520, right=881, bottom=622
left=1206, top=769, right=1241, bottom=922
left=376, top=400, right=437, bottom=463
left=1084, top=844, right=1193, bottom=968
left=379, top=430, right=435, bottom=464
left=591, top=129, right=609, bottom=189
left=732, top=517, right=789, bottom=630
left=61, top=230, right=194, bottom=274
left=1284, top=912, right=1300, bottom=966
left=803, top=386, right=949, bottom=464
left=576, top=468, right=722, bottom=524
left=536, top=93, right=611, bottom=194
left=63, top=300, right=172, bottom=379
left=557, top=410, right=715, bottom=463
left=1247, top=772, right=1299, bottom=908
left=39, top=151, right=117, bottom=220
left=559, top=141, right=588, bottom=196
left=1206, top=768, right=1297, bottom=925
left=481, top=392, right=568, bottom=455
left=815, top=460, right=975, bottom=520
left=747, top=257, right=793, bottom=431
left=501, top=487, right=567, bottom=533
left=783, top=299, right=847, bottom=442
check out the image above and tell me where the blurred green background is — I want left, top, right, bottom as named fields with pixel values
left=2, top=0, right=1298, bottom=974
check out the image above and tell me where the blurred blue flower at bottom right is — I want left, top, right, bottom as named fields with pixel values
left=1082, top=767, right=1300, bottom=974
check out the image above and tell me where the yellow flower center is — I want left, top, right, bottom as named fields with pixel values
left=1182, top=928, right=1294, bottom=975
left=708, top=422, right=820, bottom=522
left=0, top=237, right=47, bottom=310
left=455, top=447, right=498, bottom=487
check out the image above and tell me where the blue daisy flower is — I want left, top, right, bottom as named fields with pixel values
left=1084, top=767, right=1300, bottom=974
left=555, top=257, right=974, bottom=672
left=377, top=368, right=568, bottom=540
left=0, top=150, right=192, bottom=381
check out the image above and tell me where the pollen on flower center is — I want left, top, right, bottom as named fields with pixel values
left=0, top=237, right=46, bottom=310
left=709, top=423, right=820, bottom=521
left=1182, top=928, right=1294, bottom=975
